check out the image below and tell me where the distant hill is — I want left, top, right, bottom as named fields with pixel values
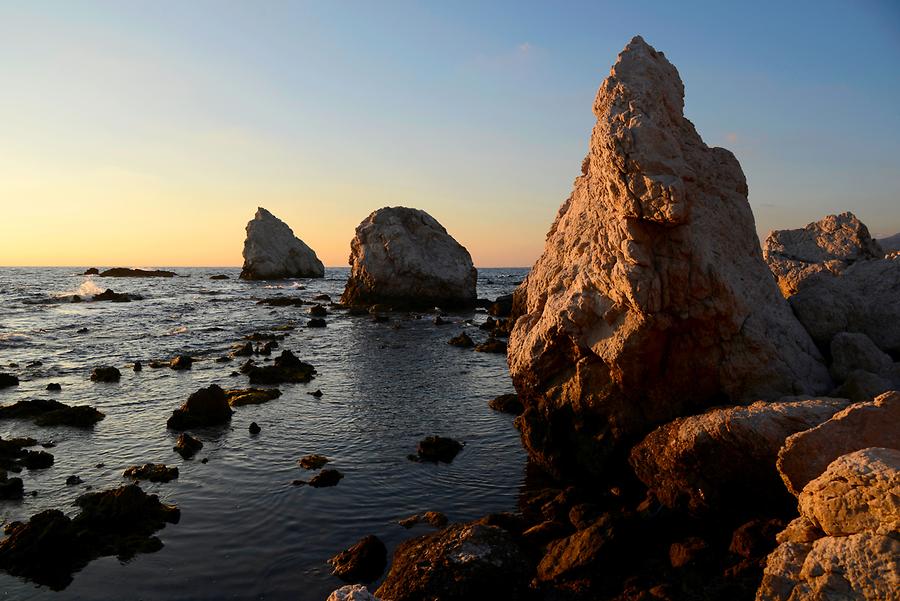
left=878, top=232, right=900, bottom=252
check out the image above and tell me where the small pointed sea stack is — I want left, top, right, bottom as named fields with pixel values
left=507, top=36, right=832, bottom=480
left=240, top=207, right=324, bottom=280
left=340, top=207, right=477, bottom=310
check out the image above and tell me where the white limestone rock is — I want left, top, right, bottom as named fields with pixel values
left=239, top=207, right=324, bottom=280
left=340, top=207, right=476, bottom=310
left=763, top=212, right=883, bottom=297
left=506, top=36, right=832, bottom=479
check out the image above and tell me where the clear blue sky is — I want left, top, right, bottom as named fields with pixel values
left=1, top=1, right=898, bottom=266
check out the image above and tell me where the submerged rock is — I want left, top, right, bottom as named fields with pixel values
left=488, top=393, right=523, bottom=415
left=307, top=318, right=327, bottom=328
left=777, top=391, right=900, bottom=496
left=629, top=398, right=849, bottom=515
left=246, top=350, right=316, bottom=384
left=306, top=469, right=343, bottom=488
left=166, top=384, right=234, bottom=430
left=98, top=268, right=176, bottom=277
left=0, top=484, right=179, bottom=590
left=239, top=207, right=324, bottom=280
left=763, top=212, right=883, bottom=297
left=92, top=288, right=141, bottom=302
left=210, top=274, right=229, bottom=280
left=411, top=436, right=463, bottom=463
left=0, top=399, right=104, bottom=428
left=298, top=454, right=329, bottom=470
left=507, top=36, right=831, bottom=480
left=248, top=422, right=261, bottom=434
left=757, top=448, right=900, bottom=601
left=169, top=355, right=193, bottom=370
left=0, top=474, right=24, bottom=499
left=89, top=366, right=120, bottom=383
left=474, top=338, right=506, bottom=354
left=329, top=535, right=387, bottom=583
left=123, top=463, right=179, bottom=483
left=173, top=433, right=203, bottom=459
left=224, top=387, right=282, bottom=407
left=448, top=332, right=474, bottom=348
left=0, top=374, right=19, bottom=388
left=46, top=383, right=61, bottom=391
left=340, top=207, right=477, bottom=310
left=398, top=511, right=448, bottom=529
left=375, top=521, right=529, bottom=601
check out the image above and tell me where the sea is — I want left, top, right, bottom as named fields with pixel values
left=0, top=266, right=529, bottom=600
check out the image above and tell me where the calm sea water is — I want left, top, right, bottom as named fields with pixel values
left=0, top=267, right=528, bottom=600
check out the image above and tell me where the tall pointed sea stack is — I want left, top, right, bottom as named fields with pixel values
left=507, top=37, right=832, bottom=480
left=240, top=208, right=324, bottom=280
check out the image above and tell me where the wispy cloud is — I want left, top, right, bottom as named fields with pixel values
left=470, top=42, right=540, bottom=73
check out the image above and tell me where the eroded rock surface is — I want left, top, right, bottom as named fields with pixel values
left=778, top=391, right=900, bottom=496
left=629, top=398, right=849, bottom=514
left=507, top=36, right=831, bottom=479
left=763, top=212, right=883, bottom=296
left=341, top=207, right=477, bottom=310
left=757, top=448, right=900, bottom=600
left=240, top=207, right=324, bottom=280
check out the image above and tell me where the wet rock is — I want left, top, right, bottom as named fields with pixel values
left=45, top=383, right=61, bottom=392
left=246, top=350, right=316, bottom=384
left=298, top=454, right=329, bottom=470
left=313, top=294, right=331, bottom=302
left=239, top=359, right=257, bottom=373
left=507, top=36, right=831, bottom=481
left=763, top=212, right=883, bottom=297
left=341, top=206, right=477, bottom=310
left=240, top=207, right=324, bottom=280
left=309, top=469, right=343, bottom=488
left=0, top=374, right=19, bottom=389
left=757, top=448, right=900, bottom=600
left=474, top=338, right=506, bottom=354
left=257, top=297, right=309, bottom=307
left=398, top=511, right=448, bottom=529
left=92, top=288, right=141, bottom=302
left=83, top=267, right=99, bottom=275
left=224, top=387, right=282, bottom=407
left=488, top=294, right=513, bottom=317
left=411, top=436, right=463, bottom=463
left=308, top=389, right=323, bottom=398
left=0, top=474, right=24, bottom=499
left=375, top=521, right=529, bottom=601
left=488, top=393, right=523, bottom=415
left=76, top=328, right=88, bottom=334
left=309, top=304, right=328, bottom=317
left=777, top=391, right=900, bottom=496
left=166, top=384, right=234, bottom=430
left=629, top=398, right=849, bottom=515
left=123, top=463, right=178, bottom=483
left=214, top=356, right=231, bottom=363
left=173, top=433, right=203, bottom=459
left=307, top=318, right=327, bottom=328
left=0, top=484, right=179, bottom=590
left=89, top=366, right=120, bottom=382
left=0, top=399, right=105, bottom=427
left=98, top=268, right=176, bottom=277
left=448, top=332, right=474, bottom=348
left=233, top=342, right=254, bottom=357
left=133, top=361, right=142, bottom=372
left=248, top=421, right=261, bottom=434
left=326, top=585, right=380, bottom=601
left=169, top=355, right=193, bottom=370
left=329, top=535, right=387, bottom=583
left=210, top=274, right=229, bottom=280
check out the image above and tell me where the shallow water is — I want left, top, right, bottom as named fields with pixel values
left=0, top=267, right=528, bottom=600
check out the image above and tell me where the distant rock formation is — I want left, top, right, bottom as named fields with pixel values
left=98, top=268, right=176, bottom=278
left=878, top=232, right=900, bottom=253
left=240, top=207, right=324, bottom=280
left=340, top=207, right=476, bottom=310
left=506, top=36, right=831, bottom=480
left=763, top=212, right=883, bottom=296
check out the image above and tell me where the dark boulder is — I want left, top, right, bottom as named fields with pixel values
left=329, top=535, right=387, bottom=583
left=257, top=297, right=309, bottom=307
left=98, top=268, right=176, bottom=277
left=309, top=304, right=328, bottom=317
left=224, top=388, right=281, bottom=407
left=398, top=511, right=449, bottom=529
left=448, top=333, right=474, bottom=348
left=488, top=294, right=514, bottom=317
left=93, top=289, right=140, bottom=302
left=210, top=274, right=230, bottom=280
left=0, top=399, right=104, bottom=427
left=166, top=384, right=234, bottom=430
left=0, top=474, right=24, bottom=499
left=411, top=436, right=463, bottom=463
left=83, top=268, right=99, bottom=275
left=298, top=454, right=329, bottom=470
left=21, top=450, right=54, bottom=470
left=46, top=383, right=61, bottom=392
left=65, top=475, right=83, bottom=486
left=297, top=469, right=344, bottom=488
left=248, top=422, right=261, bottom=434
left=474, top=338, right=507, bottom=354
left=233, top=342, right=254, bottom=357
left=307, top=318, right=327, bottom=328
left=0, top=374, right=18, bottom=389
left=376, top=521, right=529, bottom=601
left=173, top=433, right=203, bottom=459
left=488, top=393, right=523, bottom=415
left=123, top=464, right=178, bottom=483
left=169, top=355, right=193, bottom=370
left=247, top=351, right=316, bottom=384
left=89, top=366, right=120, bottom=383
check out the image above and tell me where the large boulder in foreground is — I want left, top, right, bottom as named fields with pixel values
left=375, top=521, right=529, bottom=601
left=629, top=398, right=849, bottom=515
left=777, top=391, right=900, bottom=496
left=756, top=448, right=900, bottom=601
left=240, top=207, right=324, bottom=280
left=166, top=384, right=233, bottom=430
left=506, top=36, right=832, bottom=480
left=340, top=207, right=477, bottom=310
left=763, top=212, right=883, bottom=297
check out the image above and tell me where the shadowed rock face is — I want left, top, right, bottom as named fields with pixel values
left=507, top=36, right=832, bottom=480
left=340, top=207, right=477, bottom=310
left=763, top=212, right=883, bottom=297
left=240, top=207, right=324, bottom=280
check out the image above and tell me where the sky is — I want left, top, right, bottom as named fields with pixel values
left=1, top=1, right=899, bottom=267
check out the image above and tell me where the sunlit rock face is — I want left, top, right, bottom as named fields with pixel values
left=340, top=207, right=477, bottom=310
left=240, top=207, right=324, bottom=280
left=763, top=212, right=883, bottom=297
left=507, top=36, right=832, bottom=480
